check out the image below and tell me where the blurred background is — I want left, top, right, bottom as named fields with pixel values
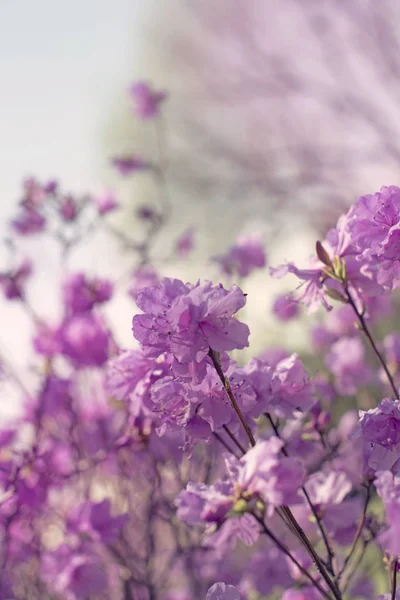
left=2, top=0, right=400, bottom=411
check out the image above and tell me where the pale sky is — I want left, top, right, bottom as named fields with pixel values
left=0, top=0, right=157, bottom=214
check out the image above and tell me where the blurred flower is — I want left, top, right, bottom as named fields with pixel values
left=272, top=293, right=300, bottom=321
left=129, top=81, right=167, bottom=120
left=111, top=155, right=150, bottom=176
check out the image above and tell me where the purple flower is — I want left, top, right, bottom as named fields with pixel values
left=59, top=195, right=79, bottom=221
left=213, top=234, right=266, bottom=278
left=269, top=354, right=315, bottom=418
left=132, top=279, right=249, bottom=379
left=356, top=398, right=400, bottom=472
left=305, top=471, right=352, bottom=507
left=58, top=313, right=110, bottom=366
left=67, top=499, right=128, bottom=543
left=272, top=293, right=300, bottom=321
left=63, top=272, right=113, bottom=314
left=42, top=543, right=107, bottom=599
left=0, top=258, right=32, bottom=300
left=175, top=227, right=195, bottom=257
left=33, top=322, right=62, bottom=357
left=176, top=481, right=234, bottom=525
left=376, top=471, right=400, bottom=557
left=236, top=437, right=306, bottom=514
left=128, top=265, right=160, bottom=301
left=270, top=262, right=332, bottom=314
left=325, top=337, right=372, bottom=395
left=111, top=154, right=150, bottom=176
left=129, top=81, right=167, bottom=119
left=271, top=212, right=383, bottom=313
left=206, top=582, right=241, bottom=600
left=349, top=186, right=400, bottom=288
left=177, top=437, right=305, bottom=523
left=11, top=207, right=46, bottom=235
left=151, top=376, right=194, bottom=432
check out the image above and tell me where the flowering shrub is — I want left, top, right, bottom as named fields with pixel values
left=3, top=81, right=400, bottom=600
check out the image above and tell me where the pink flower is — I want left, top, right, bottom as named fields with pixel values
left=206, top=582, right=241, bottom=600
left=58, top=313, right=110, bottom=366
left=111, top=155, right=150, bottom=176
left=0, top=258, right=32, bottom=300
left=129, top=81, right=167, bottom=119
left=128, top=265, right=160, bottom=301
left=356, top=398, right=400, bottom=472
left=175, top=227, right=195, bottom=257
left=93, top=191, right=119, bottom=215
left=325, top=337, right=373, bottom=395
left=272, top=293, right=300, bottom=321
left=59, top=195, right=79, bottom=221
left=132, top=279, right=249, bottom=379
left=214, top=234, right=266, bottom=278
left=63, top=272, right=113, bottom=314
left=11, top=207, right=46, bottom=235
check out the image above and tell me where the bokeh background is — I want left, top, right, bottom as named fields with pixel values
left=2, top=0, right=400, bottom=413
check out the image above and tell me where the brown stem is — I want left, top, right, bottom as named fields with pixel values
left=208, top=348, right=256, bottom=447
left=345, top=287, right=399, bottom=399
left=336, top=484, right=371, bottom=581
left=393, top=558, right=398, bottom=600
left=254, top=514, right=333, bottom=600
left=212, top=431, right=240, bottom=458
left=281, top=506, right=342, bottom=600
left=208, top=357, right=339, bottom=598
left=266, top=413, right=338, bottom=577
left=222, top=424, right=247, bottom=455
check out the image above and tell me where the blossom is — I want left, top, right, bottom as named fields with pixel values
left=0, top=258, right=32, bottom=300
left=235, top=437, right=305, bottom=514
left=129, top=81, right=167, bottom=119
left=128, top=265, right=160, bottom=301
left=11, top=207, right=46, bottom=235
left=269, top=354, right=315, bottom=418
left=213, top=234, right=266, bottom=278
left=111, top=154, right=150, bottom=176
left=376, top=471, right=400, bottom=557
left=132, top=279, right=249, bottom=379
left=175, top=227, right=195, bottom=257
left=42, top=543, right=107, bottom=599
left=356, top=398, right=400, bottom=472
left=177, top=437, right=305, bottom=523
left=270, top=212, right=383, bottom=313
left=58, top=313, right=110, bottom=366
left=63, top=272, right=113, bottom=314
left=325, top=337, right=372, bottom=395
left=305, top=470, right=352, bottom=507
left=93, top=191, right=119, bottom=215
left=67, top=499, right=128, bottom=543
left=349, top=185, right=400, bottom=288
left=59, top=195, right=79, bottom=221
left=272, top=293, right=300, bottom=321
left=206, top=582, right=241, bottom=600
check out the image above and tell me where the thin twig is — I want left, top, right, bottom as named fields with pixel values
left=345, top=286, right=399, bottom=399
left=222, top=424, right=246, bottom=455
left=209, top=348, right=256, bottom=447
left=392, top=558, right=398, bottom=600
left=337, top=484, right=371, bottom=581
left=212, top=431, right=240, bottom=458
left=254, top=514, right=333, bottom=600
left=266, top=413, right=338, bottom=577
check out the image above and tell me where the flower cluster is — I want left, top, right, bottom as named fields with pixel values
left=3, top=75, right=400, bottom=600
